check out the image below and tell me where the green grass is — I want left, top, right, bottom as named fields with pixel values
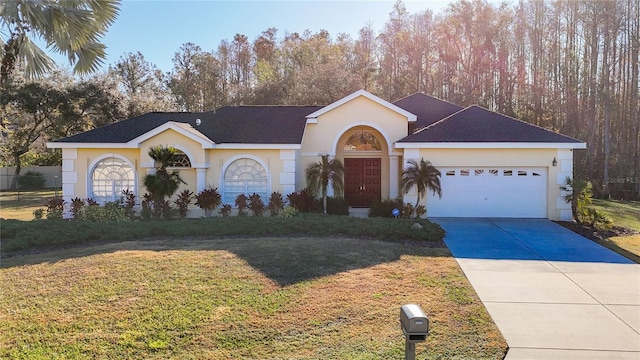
left=0, top=190, right=60, bottom=221
left=590, top=199, right=640, bottom=262
left=0, top=215, right=445, bottom=253
left=0, top=237, right=507, bottom=359
left=591, top=199, right=640, bottom=231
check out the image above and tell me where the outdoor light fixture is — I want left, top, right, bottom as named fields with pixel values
left=552, top=157, right=557, bottom=167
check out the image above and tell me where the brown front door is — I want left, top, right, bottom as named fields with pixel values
left=344, top=158, right=381, bottom=207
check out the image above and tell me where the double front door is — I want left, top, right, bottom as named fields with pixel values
left=344, top=158, right=381, bottom=207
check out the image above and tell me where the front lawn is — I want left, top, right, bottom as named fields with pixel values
left=582, top=199, right=640, bottom=263
left=0, top=237, right=507, bottom=359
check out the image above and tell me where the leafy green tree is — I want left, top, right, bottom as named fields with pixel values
left=0, top=0, right=120, bottom=83
left=143, top=146, right=184, bottom=216
left=305, top=155, right=344, bottom=214
left=401, top=158, right=442, bottom=208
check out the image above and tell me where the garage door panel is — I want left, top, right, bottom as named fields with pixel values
left=428, top=167, right=547, bottom=218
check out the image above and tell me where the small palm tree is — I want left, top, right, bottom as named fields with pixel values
left=143, top=145, right=184, bottom=213
left=305, top=154, right=344, bottom=214
left=401, top=158, right=442, bottom=208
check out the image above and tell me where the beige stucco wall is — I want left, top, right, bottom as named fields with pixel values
left=298, top=95, right=408, bottom=199
left=66, top=142, right=289, bottom=217
left=402, top=147, right=573, bottom=221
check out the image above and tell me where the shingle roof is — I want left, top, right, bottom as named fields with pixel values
left=397, top=105, right=583, bottom=143
left=393, top=93, right=463, bottom=132
left=54, top=106, right=322, bottom=145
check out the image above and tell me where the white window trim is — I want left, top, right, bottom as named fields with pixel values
left=220, top=155, right=271, bottom=205
left=88, top=154, right=137, bottom=204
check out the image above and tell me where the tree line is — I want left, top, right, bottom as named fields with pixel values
left=2, top=0, right=638, bottom=197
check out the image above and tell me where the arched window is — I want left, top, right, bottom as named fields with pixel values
left=168, top=150, right=191, bottom=167
left=91, top=157, right=135, bottom=204
left=344, top=130, right=382, bottom=151
left=223, top=158, right=268, bottom=204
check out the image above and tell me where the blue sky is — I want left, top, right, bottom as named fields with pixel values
left=46, top=0, right=462, bottom=74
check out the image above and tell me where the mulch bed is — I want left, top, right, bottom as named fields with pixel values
left=556, top=221, right=639, bottom=243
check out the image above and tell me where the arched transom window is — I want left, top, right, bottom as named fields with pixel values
left=344, top=130, right=382, bottom=151
left=91, top=157, right=135, bottom=204
left=168, top=150, right=191, bottom=167
left=223, top=158, right=268, bottom=204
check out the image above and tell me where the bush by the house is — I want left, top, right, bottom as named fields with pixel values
left=174, top=190, right=193, bottom=218
left=268, top=191, right=284, bottom=217
left=248, top=193, right=265, bottom=216
left=17, top=171, right=46, bottom=190
left=369, top=198, right=403, bottom=218
left=195, top=187, right=222, bottom=217
left=219, top=204, right=232, bottom=217
left=287, top=188, right=321, bottom=213
left=235, top=194, right=248, bottom=216
left=45, top=197, right=64, bottom=220
left=326, top=197, right=349, bottom=216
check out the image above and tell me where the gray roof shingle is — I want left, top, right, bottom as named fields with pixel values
left=397, top=105, right=583, bottom=143
left=54, top=106, right=322, bottom=145
left=393, top=93, right=463, bottom=132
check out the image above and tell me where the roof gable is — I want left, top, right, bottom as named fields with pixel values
left=393, top=93, right=463, bottom=131
left=306, top=89, right=417, bottom=123
left=397, top=105, right=585, bottom=146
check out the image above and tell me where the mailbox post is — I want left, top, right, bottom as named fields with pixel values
left=400, top=304, right=429, bottom=360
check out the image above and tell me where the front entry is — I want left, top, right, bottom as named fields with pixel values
left=344, top=158, right=381, bottom=207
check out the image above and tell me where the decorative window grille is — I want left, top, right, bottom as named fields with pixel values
left=91, top=157, right=135, bottom=204
left=223, top=158, right=268, bottom=204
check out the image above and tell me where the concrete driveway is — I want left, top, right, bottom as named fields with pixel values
left=436, top=218, right=640, bottom=360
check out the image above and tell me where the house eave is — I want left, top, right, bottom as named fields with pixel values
left=394, top=142, right=587, bottom=149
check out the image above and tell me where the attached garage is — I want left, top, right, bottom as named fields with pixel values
left=395, top=104, right=586, bottom=221
left=427, top=167, right=547, bottom=218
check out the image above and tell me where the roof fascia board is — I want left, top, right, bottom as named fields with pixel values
left=395, top=142, right=587, bottom=149
left=215, top=144, right=301, bottom=150
left=127, top=121, right=214, bottom=148
left=306, top=89, right=417, bottom=123
left=47, top=142, right=138, bottom=149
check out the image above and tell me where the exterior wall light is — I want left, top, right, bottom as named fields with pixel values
left=552, top=157, right=557, bottom=167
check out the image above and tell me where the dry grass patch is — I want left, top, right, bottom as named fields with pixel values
left=0, top=190, right=59, bottom=220
left=1, top=237, right=506, bottom=359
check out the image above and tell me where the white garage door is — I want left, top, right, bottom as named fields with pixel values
left=427, top=168, right=547, bottom=218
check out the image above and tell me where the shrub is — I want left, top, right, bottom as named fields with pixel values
left=141, top=193, right=153, bottom=220
left=235, top=194, right=248, bottom=217
left=82, top=202, right=129, bottom=222
left=17, top=171, right=46, bottom=190
left=280, top=206, right=298, bottom=218
left=45, top=197, right=64, bottom=220
left=32, top=208, right=45, bottom=220
left=219, top=204, right=232, bottom=217
left=195, top=187, right=221, bottom=217
left=401, top=202, right=414, bottom=219
left=369, top=198, right=403, bottom=218
left=174, top=190, right=193, bottom=218
left=70, top=197, right=85, bottom=220
left=414, top=204, right=427, bottom=218
left=248, top=193, right=265, bottom=217
left=287, top=188, right=321, bottom=213
left=121, top=189, right=136, bottom=219
left=268, top=192, right=284, bottom=217
left=584, top=208, right=613, bottom=230
left=326, top=197, right=349, bottom=216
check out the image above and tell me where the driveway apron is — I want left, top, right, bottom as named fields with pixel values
left=436, top=218, right=640, bottom=360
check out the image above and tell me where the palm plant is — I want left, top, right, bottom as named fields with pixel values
left=305, top=154, right=344, bottom=214
left=1, top=0, right=120, bottom=83
left=401, top=158, right=442, bottom=208
left=143, top=145, right=184, bottom=217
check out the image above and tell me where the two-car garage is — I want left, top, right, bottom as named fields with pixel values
left=427, top=167, right=548, bottom=218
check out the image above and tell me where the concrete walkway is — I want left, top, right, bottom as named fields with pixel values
left=436, top=218, right=640, bottom=360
